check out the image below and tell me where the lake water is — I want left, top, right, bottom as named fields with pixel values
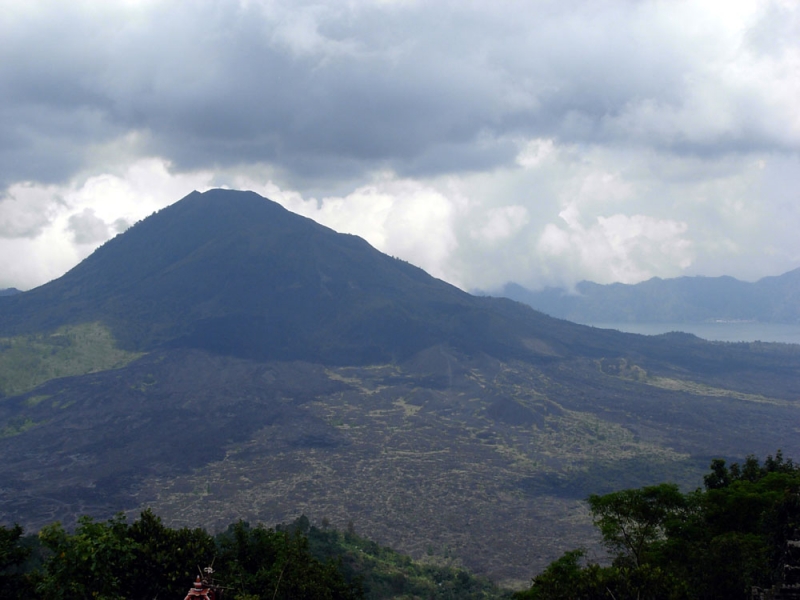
left=583, top=322, right=800, bottom=345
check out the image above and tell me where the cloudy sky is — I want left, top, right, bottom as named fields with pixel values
left=2, top=0, right=799, bottom=292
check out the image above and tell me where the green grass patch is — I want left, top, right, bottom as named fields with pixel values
left=0, top=416, right=41, bottom=439
left=24, top=394, right=51, bottom=407
left=0, top=322, right=143, bottom=397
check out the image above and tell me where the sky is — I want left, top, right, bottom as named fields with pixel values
left=1, top=0, right=799, bottom=293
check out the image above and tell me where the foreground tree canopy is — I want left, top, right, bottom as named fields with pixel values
left=0, top=510, right=503, bottom=600
left=0, top=510, right=362, bottom=600
left=515, top=451, right=800, bottom=600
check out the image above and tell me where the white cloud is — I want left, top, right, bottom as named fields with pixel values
left=67, top=208, right=110, bottom=244
left=233, top=172, right=463, bottom=285
left=470, top=206, right=529, bottom=245
left=0, top=183, right=64, bottom=238
left=0, top=158, right=213, bottom=289
left=516, top=139, right=555, bottom=169
left=538, top=207, right=693, bottom=285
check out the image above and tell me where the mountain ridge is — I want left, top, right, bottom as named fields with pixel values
left=1, top=190, right=572, bottom=365
left=499, top=268, right=800, bottom=324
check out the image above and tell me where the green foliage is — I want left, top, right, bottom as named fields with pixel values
left=0, top=524, right=35, bottom=600
left=295, top=518, right=508, bottom=599
left=512, top=550, right=591, bottom=600
left=36, top=514, right=137, bottom=600
left=517, top=452, right=800, bottom=600
left=0, top=323, right=141, bottom=398
left=0, top=417, right=38, bottom=439
left=21, top=511, right=362, bottom=600
left=215, top=519, right=362, bottom=600
left=513, top=549, right=689, bottom=600
left=126, top=509, right=216, bottom=600
left=588, top=483, right=689, bottom=569
left=704, top=449, right=796, bottom=490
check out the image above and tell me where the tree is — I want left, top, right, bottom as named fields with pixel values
left=0, top=524, right=34, bottom=600
left=587, top=483, right=688, bottom=569
left=513, top=550, right=595, bottom=600
left=517, top=453, right=800, bottom=600
left=126, top=509, right=216, bottom=600
left=215, top=520, right=362, bottom=600
left=36, top=514, right=136, bottom=600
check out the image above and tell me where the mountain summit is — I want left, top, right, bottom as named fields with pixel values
left=1, top=189, right=581, bottom=364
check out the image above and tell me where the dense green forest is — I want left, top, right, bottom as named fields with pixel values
left=515, top=452, right=800, bottom=600
left=1, top=453, right=798, bottom=600
left=0, top=510, right=505, bottom=600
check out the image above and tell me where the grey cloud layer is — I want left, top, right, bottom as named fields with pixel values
left=2, top=0, right=798, bottom=292
left=3, top=0, right=797, bottom=191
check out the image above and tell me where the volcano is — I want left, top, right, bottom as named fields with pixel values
left=1, top=189, right=799, bottom=585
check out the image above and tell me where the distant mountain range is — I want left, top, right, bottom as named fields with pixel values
left=2, top=189, right=799, bottom=586
left=499, top=269, right=800, bottom=324
left=0, top=288, right=20, bottom=296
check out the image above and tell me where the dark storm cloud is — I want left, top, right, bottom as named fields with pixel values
left=3, top=0, right=796, bottom=191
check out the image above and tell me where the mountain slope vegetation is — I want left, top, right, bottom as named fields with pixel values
left=3, top=511, right=508, bottom=600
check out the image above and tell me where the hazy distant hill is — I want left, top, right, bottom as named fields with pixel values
left=1, top=189, right=799, bottom=586
left=500, top=269, right=800, bottom=324
left=0, top=288, right=20, bottom=296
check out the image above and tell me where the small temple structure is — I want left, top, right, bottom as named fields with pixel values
left=183, top=566, right=226, bottom=600
left=183, top=577, right=213, bottom=600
